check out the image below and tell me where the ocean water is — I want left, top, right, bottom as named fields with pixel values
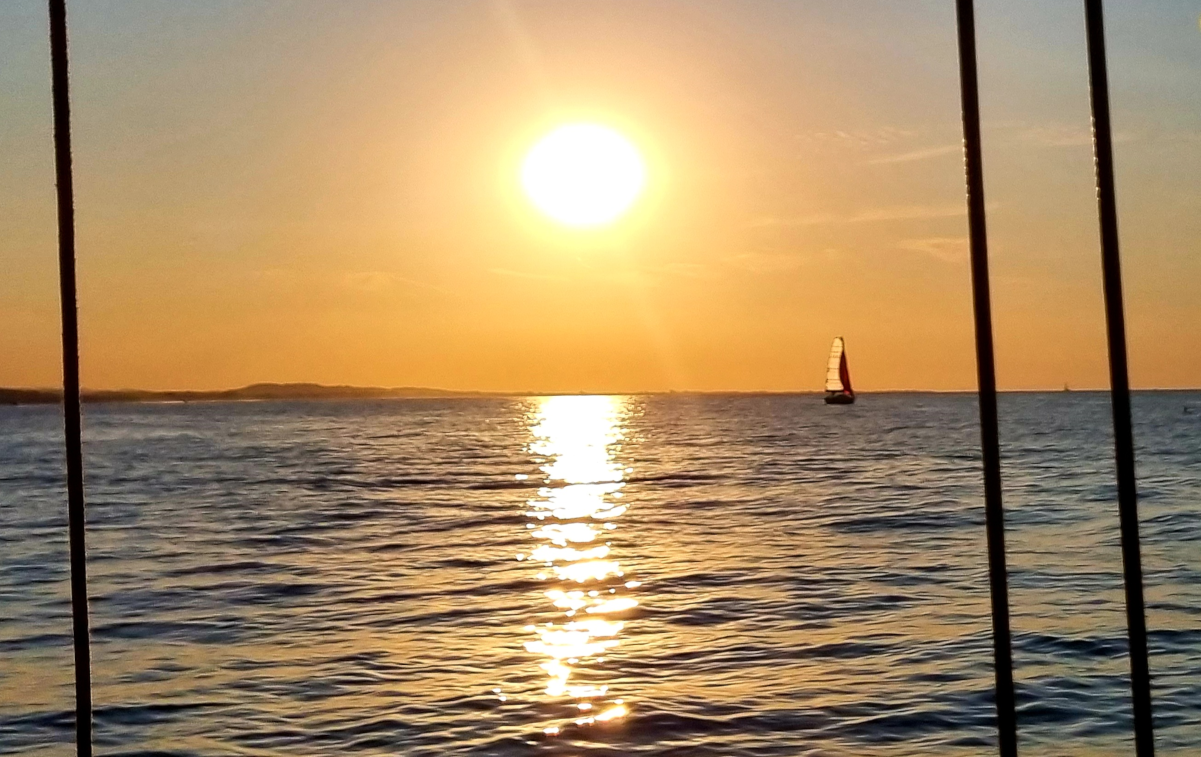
left=1, top=392, right=1199, bottom=756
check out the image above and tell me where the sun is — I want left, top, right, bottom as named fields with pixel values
left=521, top=123, right=646, bottom=228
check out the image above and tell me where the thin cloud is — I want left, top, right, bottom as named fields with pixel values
left=724, top=251, right=806, bottom=273
left=796, top=126, right=920, bottom=147
left=342, top=271, right=450, bottom=294
left=723, top=248, right=841, bottom=273
left=645, top=262, right=718, bottom=280
left=750, top=204, right=967, bottom=228
left=897, top=237, right=967, bottom=263
left=1006, top=123, right=1135, bottom=148
left=867, top=143, right=961, bottom=165
left=489, top=267, right=569, bottom=283
left=342, top=271, right=395, bottom=292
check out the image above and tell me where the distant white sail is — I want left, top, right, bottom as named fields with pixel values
left=825, top=337, right=846, bottom=392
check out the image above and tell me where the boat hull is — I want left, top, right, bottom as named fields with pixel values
left=824, top=392, right=855, bottom=405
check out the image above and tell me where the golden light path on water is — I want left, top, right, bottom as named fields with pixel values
left=518, top=396, right=638, bottom=737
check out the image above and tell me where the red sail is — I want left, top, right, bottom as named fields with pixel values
left=839, top=350, right=853, bottom=395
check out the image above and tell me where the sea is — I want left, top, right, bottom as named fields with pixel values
left=1, top=392, right=1199, bottom=757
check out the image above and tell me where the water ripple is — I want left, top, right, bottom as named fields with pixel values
left=1, top=392, right=1199, bottom=756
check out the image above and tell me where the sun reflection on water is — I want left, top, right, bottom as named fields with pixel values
left=519, top=395, right=637, bottom=734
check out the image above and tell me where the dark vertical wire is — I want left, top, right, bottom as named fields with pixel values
left=1082, top=2, right=1154, bottom=755
left=953, top=1, right=1018, bottom=755
left=48, top=1, right=93, bottom=756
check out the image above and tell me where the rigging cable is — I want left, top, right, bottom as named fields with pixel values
left=1083, top=2, right=1155, bottom=754
left=953, top=2, right=1018, bottom=754
left=48, top=1, right=93, bottom=756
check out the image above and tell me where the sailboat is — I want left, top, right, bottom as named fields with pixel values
left=824, top=336, right=855, bottom=405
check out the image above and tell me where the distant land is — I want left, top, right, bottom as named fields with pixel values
left=0, top=383, right=498, bottom=406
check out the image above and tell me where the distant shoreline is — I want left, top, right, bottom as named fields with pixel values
left=1, top=383, right=1197, bottom=406
left=0, top=383, right=497, bottom=406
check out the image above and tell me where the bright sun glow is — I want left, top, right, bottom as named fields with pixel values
left=521, top=123, right=646, bottom=228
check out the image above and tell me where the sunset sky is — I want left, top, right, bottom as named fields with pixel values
left=2, top=0, right=1199, bottom=392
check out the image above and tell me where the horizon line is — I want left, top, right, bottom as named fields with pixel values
left=2, top=381, right=1199, bottom=406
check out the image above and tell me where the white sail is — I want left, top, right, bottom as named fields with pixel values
left=825, top=337, right=845, bottom=392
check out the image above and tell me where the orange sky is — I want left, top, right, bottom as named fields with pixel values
left=2, top=1, right=1199, bottom=392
